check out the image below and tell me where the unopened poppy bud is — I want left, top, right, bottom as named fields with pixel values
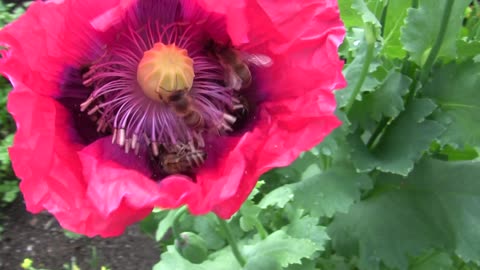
left=175, top=232, right=208, bottom=264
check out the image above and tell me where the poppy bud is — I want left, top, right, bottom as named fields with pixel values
left=175, top=232, right=209, bottom=264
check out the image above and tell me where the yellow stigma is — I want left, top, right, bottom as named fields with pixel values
left=137, top=43, right=195, bottom=101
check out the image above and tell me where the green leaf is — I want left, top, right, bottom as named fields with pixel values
left=154, top=246, right=238, bottom=270
left=336, top=39, right=381, bottom=108
left=410, top=251, right=454, bottom=270
left=239, top=201, right=262, bottom=232
left=193, top=214, right=225, bottom=250
left=285, top=259, right=316, bottom=270
left=63, top=230, right=83, bottom=240
left=243, top=231, right=319, bottom=267
left=0, top=180, right=19, bottom=204
left=244, top=256, right=282, bottom=270
left=339, top=0, right=364, bottom=28
left=352, top=0, right=381, bottom=28
left=349, top=70, right=411, bottom=128
left=0, top=134, right=13, bottom=171
left=282, top=216, right=329, bottom=250
left=258, top=185, right=294, bottom=209
left=422, top=61, right=480, bottom=147
left=140, top=210, right=168, bottom=237
left=401, top=0, right=471, bottom=65
left=317, top=255, right=353, bottom=270
left=155, top=209, right=178, bottom=241
left=350, top=99, right=445, bottom=175
left=291, top=163, right=372, bottom=218
left=328, top=158, right=480, bottom=270
left=382, top=0, right=412, bottom=58
left=456, top=40, right=480, bottom=61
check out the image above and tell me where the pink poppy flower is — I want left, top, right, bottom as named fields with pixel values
left=0, top=0, right=345, bottom=237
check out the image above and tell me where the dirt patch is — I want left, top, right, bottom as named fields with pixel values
left=0, top=198, right=160, bottom=270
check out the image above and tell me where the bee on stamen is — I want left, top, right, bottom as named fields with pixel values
left=160, top=144, right=207, bottom=174
left=165, top=90, right=206, bottom=130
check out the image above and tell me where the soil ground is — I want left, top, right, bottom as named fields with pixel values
left=0, top=198, right=160, bottom=270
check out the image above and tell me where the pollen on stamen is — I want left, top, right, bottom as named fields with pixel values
left=137, top=42, right=195, bottom=102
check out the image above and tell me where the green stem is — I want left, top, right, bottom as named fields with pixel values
left=253, top=219, right=268, bottom=240
left=418, top=0, right=455, bottom=85
left=345, top=24, right=376, bottom=113
left=172, top=207, right=187, bottom=240
left=412, top=0, right=419, bottom=9
left=379, top=0, right=389, bottom=37
left=367, top=117, right=389, bottom=149
left=218, top=218, right=246, bottom=266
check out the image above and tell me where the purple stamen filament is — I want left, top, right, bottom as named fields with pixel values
left=79, top=21, right=247, bottom=171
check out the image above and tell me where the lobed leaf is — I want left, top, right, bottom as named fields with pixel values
left=291, top=163, right=372, bottom=218
left=422, top=60, right=480, bottom=148
left=329, top=158, right=480, bottom=270
left=350, top=99, right=445, bottom=175
left=401, top=0, right=471, bottom=65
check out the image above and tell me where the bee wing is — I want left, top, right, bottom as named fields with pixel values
left=243, top=53, right=273, bottom=67
left=226, top=67, right=244, bottom=90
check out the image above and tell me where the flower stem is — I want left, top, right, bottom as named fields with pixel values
left=345, top=24, right=376, bottom=114
left=418, top=0, right=455, bottom=85
left=217, top=218, right=246, bottom=267
left=253, top=219, right=268, bottom=240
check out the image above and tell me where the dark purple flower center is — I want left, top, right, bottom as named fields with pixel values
left=74, top=14, right=269, bottom=176
left=56, top=0, right=273, bottom=177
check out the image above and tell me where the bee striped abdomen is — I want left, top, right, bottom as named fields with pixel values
left=161, top=149, right=207, bottom=174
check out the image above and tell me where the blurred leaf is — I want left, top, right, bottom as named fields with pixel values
left=456, top=40, right=480, bottom=61
left=258, top=185, right=294, bottom=209
left=329, top=158, right=480, bottom=270
left=239, top=200, right=264, bottom=234
left=401, top=0, right=471, bottom=65
left=0, top=180, right=19, bottom=203
left=193, top=214, right=225, bottom=250
left=410, top=251, right=454, bottom=270
left=140, top=210, right=168, bottom=237
left=339, top=0, right=364, bottom=28
left=285, top=259, right=316, bottom=270
left=282, top=215, right=329, bottom=250
left=352, top=0, right=381, bottom=28
left=63, top=230, right=83, bottom=240
left=243, top=231, right=319, bottom=267
left=155, top=230, right=318, bottom=270
left=0, top=134, right=13, bottom=170
left=154, top=246, right=237, bottom=270
left=422, top=61, right=480, bottom=148
left=291, top=163, right=372, bottom=218
left=244, top=256, right=282, bottom=270
left=317, top=255, right=353, bottom=270
left=350, top=99, right=445, bottom=175
left=155, top=209, right=178, bottom=241
left=433, top=144, right=479, bottom=161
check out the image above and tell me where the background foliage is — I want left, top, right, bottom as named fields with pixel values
left=1, top=0, right=480, bottom=269
left=0, top=0, right=27, bottom=235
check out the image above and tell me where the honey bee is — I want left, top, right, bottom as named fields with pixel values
left=160, top=146, right=207, bottom=174
left=212, top=45, right=273, bottom=90
left=228, top=94, right=251, bottom=132
left=166, top=90, right=205, bottom=130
